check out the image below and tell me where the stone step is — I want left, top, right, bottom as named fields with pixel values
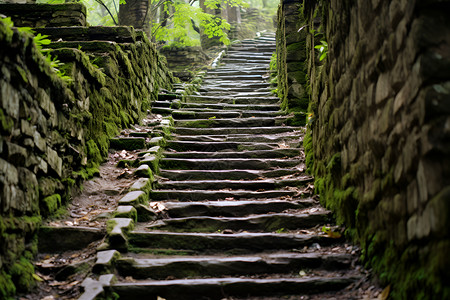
left=201, top=87, right=272, bottom=93
left=128, top=231, right=339, bottom=251
left=163, top=148, right=300, bottom=159
left=165, top=141, right=278, bottom=152
left=174, top=126, right=300, bottom=135
left=107, top=276, right=359, bottom=300
left=115, top=252, right=352, bottom=280
left=171, top=134, right=299, bottom=143
left=199, top=82, right=270, bottom=89
left=173, top=117, right=286, bottom=128
left=159, top=158, right=301, bottom=170
left=204, top=74, right=266, bottom=80
left=229, top=45, right=276, bottom=51
left=171, top=110, right=283, bottom=119
left=184, top=96, right=279, bottom=105
left=158, top=168, right=304, bottom=181
left=149, top=189, right=298, bottom=201
left=155, top=178, right=311, bottom=191
left=146, top=211, right=332, bottom=232
left=207, top=70, right=269, bottom=75
left=225, top=52, right=274, bottom=57
left=160, top=199, right=315, bottom=217
left=151, top=101, right=279, bottom=111
left=200, top=91, right=274, bottom=97
left=221, top=58, right=271, bottom=64
left=180, top=102, right=279, bottom=111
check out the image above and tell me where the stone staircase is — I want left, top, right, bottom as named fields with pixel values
left=100, top=34, right=362, bottom=299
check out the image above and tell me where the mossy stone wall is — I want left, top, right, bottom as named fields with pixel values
left=294, top=0, right=450, bottom=298
left=0, top=7, right=174, bottom=297
left=276, top=0, right=308, bottom=113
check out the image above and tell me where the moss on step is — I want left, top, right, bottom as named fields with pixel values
left=40, top=194, right=62, bottom=217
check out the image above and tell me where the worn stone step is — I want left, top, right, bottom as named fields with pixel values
left=116, top=252, right=352, bottom=280
left=201, top=87, right=272, bottom=94
left=174, top=126, right=300, bottom=135
left=204, top=74, right=266, bottom=80
left=158, top=168, right=304, bottom=181
left=172, top=134, right=298, bottom=144
left=207, top=70, right=269, bottom=76
left=224, top=52, right=274, bottom=57
left=149, top=189, right=298, bottom=201
left=171, top=110, right=283, bottom=120
left=174, top=117, right=286, bottom=128
left=225, top=53, right=272, bottom=58
left=160, top=199, right=315, bottom=217
left=199, top=91, right=273, bottom=98
left=229, top=45, right=276, bottom=50
left=159, top=158, right=300, bottom=170
left=185, top=94, right=279, bottom=102
left=199, top=82, right=270, bottom=89
left=108, top=276, right=359, bottom=300
left=221, top=58, right=271, bottom=64
left=175, top=107, right=281, bottom=116
left=128, top=231, right=339, bottom=251
left=179, top=102, right=279, bottom=111
left=146, top=212, right=331, bottom=232
left=165, top=141, right=277, bottom=152
left=163, top=148, right=301, bottom=159
left=155, top=178, right=311, bottom=191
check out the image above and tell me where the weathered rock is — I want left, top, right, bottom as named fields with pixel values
left=38, top=226, right=105, bottom=252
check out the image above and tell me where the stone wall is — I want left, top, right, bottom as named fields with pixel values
left=159, top=46, right=211, bottom=81
left=292, top=0, right=450, bottom=298
left=0, top=8, right=174, bottom=297
left=276, top=0, right=308, bottom=112
left=0, top=3, right=86, bottom=27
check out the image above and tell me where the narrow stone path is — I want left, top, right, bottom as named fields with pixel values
left=99, top=34, right=365, bottom=299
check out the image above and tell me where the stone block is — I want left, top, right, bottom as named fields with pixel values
left=110, top=137, right=146, bottom=150
left=114, top=205, right=137, bottom=222
left=118, top=191, right=147, bottom=207
left=47, top=147, right=63, bottom=177
left=5, top=142, right=27, bottom=166
left=18, top=167, right=39, bottom=213
left=407, top=214, right=418, bottom=241
left=79, top=274, right=116, bottom=300
left=129, top=178, right=153, bottom=194
left=93, top=250, right=121, bottom=274
left=406, top=180, right=419, bottom=215
left=33, top=130, right=47, bottom=152
left=139, top=155, right=159, bottom=173
left=38, top=226, right=104, bottom=252
left=134, top=164, right=152, bottom=178
left=107, top=218, right=134, bottom=251
left=375, top=72, right=392, bottom=105
left=1, top=81, right=19, bottom=119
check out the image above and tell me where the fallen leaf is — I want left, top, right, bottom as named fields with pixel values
left=378, top=285, right=390, bottom=300
left=32, top=273, right=44, bottom=282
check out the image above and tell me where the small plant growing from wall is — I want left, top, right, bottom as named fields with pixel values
left=314, top=39, right=328, bottom=61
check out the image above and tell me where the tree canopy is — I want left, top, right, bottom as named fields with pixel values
left=38, top=0, right=278, bottom=46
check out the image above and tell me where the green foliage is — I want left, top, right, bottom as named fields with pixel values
left=0, top=16, right=71, bottom=82
left=314, top=39, right=328, bottom=61
left=152, top=0, right=232, bottom=47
